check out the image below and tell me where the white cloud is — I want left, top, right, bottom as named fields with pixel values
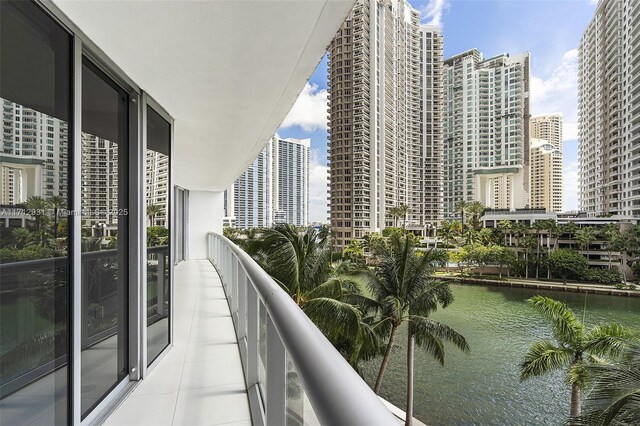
left=280, top=83, right=328, bottom=132
left=308, top=148, right=329, bottom=223
left=530, top=48, right=579, bottom=141
left=563, top=160, right=579, bottom=211
left=420, top=0, right=450, bottom=27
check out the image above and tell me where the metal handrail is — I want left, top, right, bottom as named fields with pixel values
left=208, top=232, right=396, bottom=426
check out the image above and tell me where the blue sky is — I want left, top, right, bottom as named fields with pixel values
left=278, top=0, right=598, bottom=222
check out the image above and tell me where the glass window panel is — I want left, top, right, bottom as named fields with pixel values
left=0, top=1, right=70, bottom=122
left=80, top=59, right=128, bottom=418
left=146, top=106, right=170, bottom=365
left=0, top=2, right=71, bottom=425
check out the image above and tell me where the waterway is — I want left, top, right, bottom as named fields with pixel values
left=363, top=283, right=640, bottom=425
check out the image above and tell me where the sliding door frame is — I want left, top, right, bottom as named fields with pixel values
left=33, top=1, right=175, bottom=424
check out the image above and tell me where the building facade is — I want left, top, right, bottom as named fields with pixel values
left=443, top=49, right=531, bottom=217
left=530, top=113, right=563, bottom=212
left=530, top=138, right=563, bottom=212
left=1, top=100, right=68, bottom=204
left=579, top=0, right=640, bottom=216
left=328, top=0, right=444, bottom=250
left=225, top=135, right=309, bottom=228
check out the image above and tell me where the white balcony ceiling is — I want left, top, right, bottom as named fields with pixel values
left=52, top=0, right=354, bottom=191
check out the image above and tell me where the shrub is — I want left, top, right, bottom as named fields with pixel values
left=585, top=268, right=622, bottom=285
left=548, top=249, right=589, bottom=284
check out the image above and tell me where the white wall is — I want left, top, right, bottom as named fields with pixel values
left=188, top=190, right=224, bottom=259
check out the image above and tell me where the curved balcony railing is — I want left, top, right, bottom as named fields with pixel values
left=207, top=232, right=396, bottom=426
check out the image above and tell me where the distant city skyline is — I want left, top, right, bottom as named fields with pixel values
left=277, top=0, right=598, bottom=222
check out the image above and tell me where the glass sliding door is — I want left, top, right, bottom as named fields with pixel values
left=0, top=1, right=72, bottom=424
left=80, top=59, right=129, bottom=418
left=146, top=105, right=170, bottom=365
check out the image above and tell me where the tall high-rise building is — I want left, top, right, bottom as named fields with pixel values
left=224, top=135, right=309, bottom=228
left=81, top=134, right=119, bottom=228
left=530, top=114, right=563, bottom=213
left=530, top=139, right=563, bottom=212
left=1, top=100, right=68, bottom=204
left=327, top=0, right=444, bottom=250
left=579, top=0, right=640, bottom=216
left=146, top=150, right=169, bottom=226
left=442, top=49, right=530, bottom=217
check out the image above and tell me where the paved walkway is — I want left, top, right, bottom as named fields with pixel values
left=104, top=260, right=251, bottom=426
left=439, top=274, right=640, bottom=297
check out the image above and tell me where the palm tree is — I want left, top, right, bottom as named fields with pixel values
left=25, top=196, right=51, bottom=247
left=397, top=204, right=411, bottom=230
left=563, top=221, right=579, bottom=250
left=387, top=206, right=402, bottom=228
left=522, top=234, right=537, bottom=279
left=601, top=223, right=620, bottom=271
left=147, top=204, right=164, bottom=227
left=576, top=227, right=597, bottom=264
left=497, top=220, right=513, bottom=246
left=572, top=341, right=640, bottom=425
left=368, top=235, right=469, bottom=425
left=438, top=220, right=462, bottom=248
left=454, top=200, right=469, bottom=237
left=520, top=296, right=633, bottom=420
left=11, top=227, right=31, bottom=249
left=466, top=201, right=485, bottom=231
left=532, top=220, right=548, bottom=280
left=247, top=224, right=376, bottom=366
left=48, top=195, right=66, bottom=240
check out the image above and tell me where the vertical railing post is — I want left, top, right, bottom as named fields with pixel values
left=231, top=258, right=239, bottom=320
left=238, top=267, right=247, bottom=340
left=246, top=283, right=259, bottom=386
left=266, top=314, right=286, bottom=426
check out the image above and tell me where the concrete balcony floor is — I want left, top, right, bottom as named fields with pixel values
left=105, top=260, right=251, bottom=426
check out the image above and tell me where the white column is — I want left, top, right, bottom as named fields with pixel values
left=188, top=190, right=224, bottom=259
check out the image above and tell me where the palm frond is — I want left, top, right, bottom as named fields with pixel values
left=527, top=296, right=584, bottom=346
left=303, top=297, right=363, bottom=343
left=520, top=339, right=574, bottom=382
left=410, top=315, right=470, bottom=356
left=583, top=324, right=635, bottom=358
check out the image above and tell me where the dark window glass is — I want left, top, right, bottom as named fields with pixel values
left=0, top=2, right=71, bottom=425
left=146, top=106, right=170, bottom=365
left=80, top=59, right=128, bottom=418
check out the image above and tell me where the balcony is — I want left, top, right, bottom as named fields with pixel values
left=100, top=235, right=398, bottom=425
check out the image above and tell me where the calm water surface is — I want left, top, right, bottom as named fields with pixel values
left=363, top=284, right=640, bottom=426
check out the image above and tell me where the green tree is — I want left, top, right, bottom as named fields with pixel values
left=25, top=196, right=51, bottom=247
left=522, top=234, right=538, bottom=279
left=562, top=221, right=579, bottom=250
left=576, top=227, right=597, bottom=263
left=466, top=201, right=485, bottom=231
left=398, top=204, right=412, bottom=230
left=10, top=227, right=31, bottom=249
left=147, top=204, right=164, bottom=226
left=601, top=223, right=621, bottom=271
left=520, top=296, right=633, bottom=420
left=497, top=220, right=513, bottom=246
left=342, top=239, right=366, bottom=266
left=548, top=249, right=589, bottom=284
left=437, top=220, right=461, bottom=247
left=467, top=244, right=491, bottom=276
left=573, top=341, right=640, bottom=425
left=247, top=225, right=375, bottom=367
left=490, top=245, right=515, bottom=278
left=454, top=200, right=469, bottom=237
left=448, top=246, right=469, bottom=274
left=48, top=195, right=66, bottom=240
left=368, top=235, right=468, bottom=425
left=387, top=206, right=402, bottom=228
